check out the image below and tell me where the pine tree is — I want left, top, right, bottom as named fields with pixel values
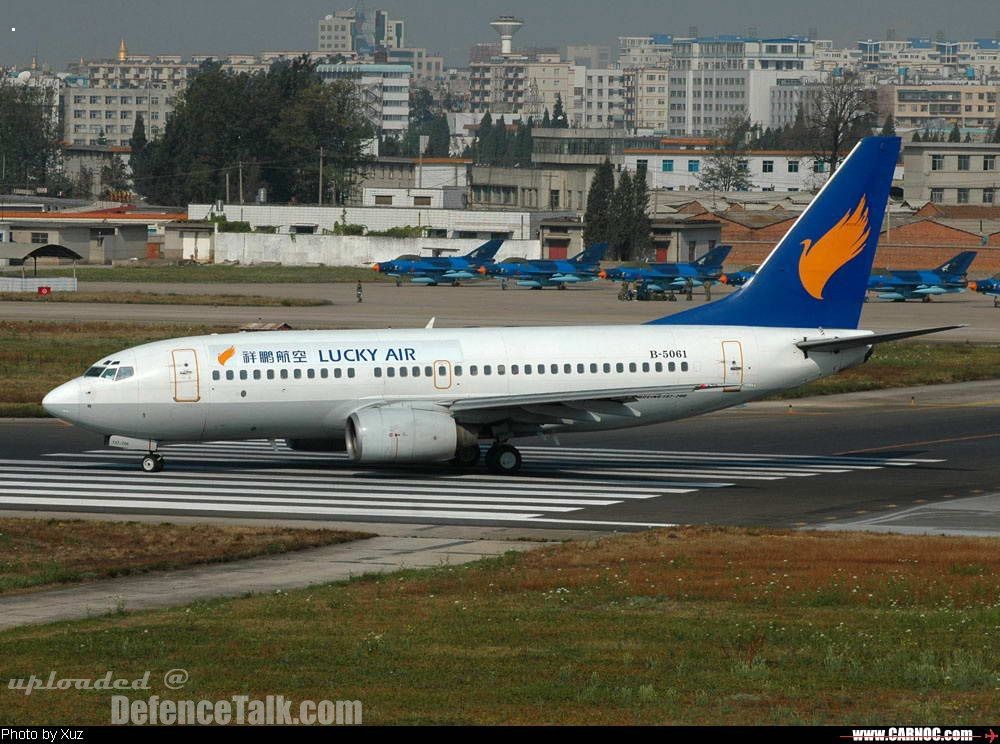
left=473, top=112, right=493, bottom=164
left=912, top=130, right=922, bottom=143
left=541, top=108, right=551, bottom=128
left=964, top=132, right=972, bottom=143
left=880, top=114, right=896, bottom=136
left=609, top=169, right=634, bottom=260
left=129, top=113, right=148, bottom=193
left=948, top=122, right=961, bottom=142
left=583, top=157, right=614, bottom=247
left=552, top=94, right=568, bottom=128
left=492, top=116, right=509, bottom=165
left=993, top=124, right=1000, bottom=143
left=425, top=113, right=451, bottom=157
left=514, top=117, right=533, bottom=166
left=630, top=167, right=652, bottom=260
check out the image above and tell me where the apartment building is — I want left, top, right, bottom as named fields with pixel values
left=903, top=141, right=1000, bottom=206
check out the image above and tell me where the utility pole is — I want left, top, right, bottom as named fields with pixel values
left=318, top=146, right=324, bottom=205
left=225, top=170, right=230, bottom=203
left=238, top=160, right=244, bottom=204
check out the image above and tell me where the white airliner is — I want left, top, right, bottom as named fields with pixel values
left=43, top=137, right=959, bottom=474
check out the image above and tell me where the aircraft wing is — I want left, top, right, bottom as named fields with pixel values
left=444, top=383, right=724, bottom=425
left=796, top=325, right=964, bottom=353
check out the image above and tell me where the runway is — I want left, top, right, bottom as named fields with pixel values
left=3, top=380, right=998, bottom=534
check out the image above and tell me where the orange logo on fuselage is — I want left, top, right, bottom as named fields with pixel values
left=217, top=346, right=236, bottom=365
left=798, top=196, right=870, bottom=300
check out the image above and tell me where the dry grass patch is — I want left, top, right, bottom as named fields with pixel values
left=0, top=292, right=331, bottom=307
left=1, top=527, right=997, bottom=724
left=0, top=518, right=370, bottom=594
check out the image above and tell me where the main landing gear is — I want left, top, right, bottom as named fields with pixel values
left=141, top=453, right=164, bottom=473
left=485, top=443, right=522, bottom=475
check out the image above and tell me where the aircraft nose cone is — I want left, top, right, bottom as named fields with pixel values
left=42, top=379, right=81, bottom=421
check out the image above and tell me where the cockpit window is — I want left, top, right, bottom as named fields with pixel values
left=101, top=367, right=118, bottom=379
left=84, top=366, right=105, bottom=377
left=116, top=367, right=134, bottom=381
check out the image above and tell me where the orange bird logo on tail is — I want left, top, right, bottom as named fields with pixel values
left=217, top=346, right=236, bottom=365
left=797, top=196, right=870, bottom=300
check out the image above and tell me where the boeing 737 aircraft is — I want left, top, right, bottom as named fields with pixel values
left=372, top=238, right=503, bottom=285
left=43, top=137, right=960, bottom=475
left=484, top=242, right=607, bottom=289
left=867, top=251, right=978, bottom=302
left=599, top=245, right=731, bottom=296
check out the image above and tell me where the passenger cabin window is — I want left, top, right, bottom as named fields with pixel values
left=603, top=363, right=611, bottom=373
left=307, top=369, right=316, bottom=379
left=348, top=369, right=356, bottom=378
left=577, top=363, right=584, bottom=373
left=564, top=364, right=572, bottom=374
left=399, top=367, right=408, bottom=377
left=212, top=371, right=220, bottom=381
left=293, top=369, right=302, bottom=379
left=334, top=369, right=342, bottom=379
left=267, top=370, right=275, bottom=380
left=537, top=364, right=545, bottom=374
left=320, top=369, right=329, bottom=379
left=454, top=365, right=463, bottom=376
left=615, top=363, right=624, bottom=373
left=469, top=365, right=478, bottom=376
left=226, top=370, right=235, bottom=380
left=629, top=362, right=637, bottom=372
left=412, top=366, right=421, bottom=377
left=484, top=365, right=492, bottom=375
left=280, top=370, right=288, bottom=380
left=374, top=368, right=382, bottom=378
left=655, top=362, right=663, bottom=372
left=253, top=370, right=262, bottom=380
left=497, top=365, right=506, bottom=375
left=437, top=365, right=446, bottom=376
left=511, top=365, right=519, bottom=374
left=642, top=362, right=650, bottom=372
left=590, top=363, right=598, bottom=373
left=524, top=365, right=532, bottom=375
left=669, top=362, right=676, bottom=371
left=424, top=366, right=433, bottom=376
left=681, top=362, right=689, bottom=371
left=239, top=370, right=248, bottom=380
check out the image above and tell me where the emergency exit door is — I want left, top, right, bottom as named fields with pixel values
left=171, top=349, right=201, bottom=402
left=722, top=341, right=743, bottom=392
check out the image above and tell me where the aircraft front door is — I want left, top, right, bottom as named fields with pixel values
left=722, top=341, right=743, bottom=392
left=433, top=360, right=452, bottom=390
left=171, top=349, right=201, bottom=402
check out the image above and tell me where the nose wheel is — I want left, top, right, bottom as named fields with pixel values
left=485, top=443, right=522, bottom=475
left=141, top=454, right=164, bottom=473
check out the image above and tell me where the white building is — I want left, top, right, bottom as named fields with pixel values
left=623, top=148, right=831, bottom=192
left=618, top=35, right=674, bottom=67
left=317, top=63, right=411, bottom=133
left=577, top=68, right=625, bottom=128
left=624, top=66, right=670, bottom=133
left=667, top=37, right=820, bottom=136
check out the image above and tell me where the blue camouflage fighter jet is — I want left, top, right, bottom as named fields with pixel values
left=968, top=276, right=1000, bottom=307
left=373, top=239, right=503, bottom=286
left=867, top=251, right=978, bottom=302
left=599, top=245, right=732, bottom=294
left=484, top=242, right=608, bottom=289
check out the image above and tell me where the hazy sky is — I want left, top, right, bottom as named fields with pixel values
left=3, top=0, right=999, bottom=68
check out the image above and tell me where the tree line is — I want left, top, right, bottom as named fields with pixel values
left=130, top=57, right=374, bottom=206
left=583, top=158, right=651, bottom=262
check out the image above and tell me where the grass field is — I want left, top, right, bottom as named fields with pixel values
left=0, top=292, right=331, bottom=307
left=0, top=264, right=392, bottom=283
left=0, top=518, right=368, bottom=595
left=2, top=318, right=997, bottom=417
left=0, top=321, right=223, bottom=417
left=1, top=527, right=997, bottom=724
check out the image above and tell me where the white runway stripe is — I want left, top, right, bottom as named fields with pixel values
left=0, top=441, right=943, bottom=528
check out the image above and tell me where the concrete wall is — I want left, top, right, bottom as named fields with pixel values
left=213, top=234, right=542, bottom=266
left=188, top=203, right=569, bottom=240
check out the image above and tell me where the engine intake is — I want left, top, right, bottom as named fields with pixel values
left=346, top=405, right=474, bottom=463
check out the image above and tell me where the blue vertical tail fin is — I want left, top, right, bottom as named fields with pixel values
left=934, top=251, right=977, bottom=277
left=574, top=242, right=608, bottom=264
left=465, top=239, right=504, bottom=262
left=691, top=245, right=732, bottom=270
left=649, top=136, right=900, bottom=329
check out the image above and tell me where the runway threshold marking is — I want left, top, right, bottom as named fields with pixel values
left=0, top=441, right=944, bottom=529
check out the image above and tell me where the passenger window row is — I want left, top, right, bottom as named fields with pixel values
left=212, top=367, right=356, bottom=382
left=211, top=360, right=691, bottom=384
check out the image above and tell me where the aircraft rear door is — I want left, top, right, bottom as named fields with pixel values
left=171, top=349, right=201, bottom=402
left=722, top=341, right=743, bottom=392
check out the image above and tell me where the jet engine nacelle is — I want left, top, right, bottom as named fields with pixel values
left=286, top=438, right=348, bottom=452
left=345, top=405, right=475, bottom=463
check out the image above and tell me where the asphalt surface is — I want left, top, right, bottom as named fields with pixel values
left=2, top=280, right=999, bottom=341
left=3, top=380, right=997, bottom=535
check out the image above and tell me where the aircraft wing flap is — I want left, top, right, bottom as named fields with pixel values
left=448, top=383, right=720, bottom=413
left=796, top=325, right=965, bottom=353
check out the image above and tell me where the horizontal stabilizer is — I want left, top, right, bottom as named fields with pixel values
left=796, top=325, right=965, bottom=353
